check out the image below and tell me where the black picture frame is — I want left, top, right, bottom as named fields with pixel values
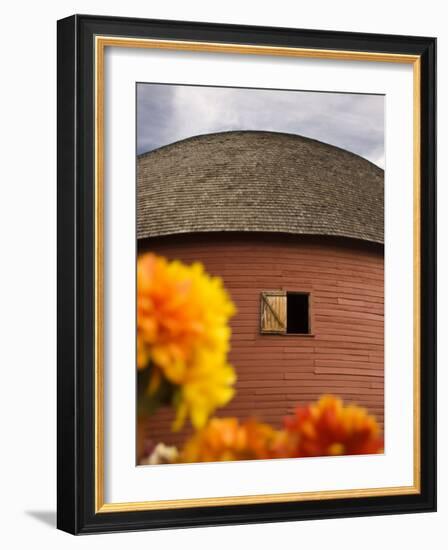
left=57, top=14, right=436, bottom=534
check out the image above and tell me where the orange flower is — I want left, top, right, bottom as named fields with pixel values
left=178, top=397, right=383, bottom=463
left=137, top=253, right=236, bottom=429
left=180, top=417, right=281, bottom=463
left=281, top=395, right=383, bottom=457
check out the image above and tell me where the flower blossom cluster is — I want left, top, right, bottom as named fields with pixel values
left=280, top=395, right=384, bottom=457
left=177, top=396, right=383, bottom=463
left=179, top=417, right=280, bottom=463
left=137, top=253, right=236, bottom=430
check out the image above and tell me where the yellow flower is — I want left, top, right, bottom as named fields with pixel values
left=173, top=348, right=237, bottom=431
left=180, top=417, right=280, bottom=463
left=137, top=253, right=236, bottom=430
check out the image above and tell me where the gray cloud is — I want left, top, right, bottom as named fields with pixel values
left=137, top=83, right=384, bottom=168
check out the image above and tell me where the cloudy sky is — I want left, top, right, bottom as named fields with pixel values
left=137, top=83, right=384, bottom=168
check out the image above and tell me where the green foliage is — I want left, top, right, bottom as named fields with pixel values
left=137, top=363, right=177, bottom=417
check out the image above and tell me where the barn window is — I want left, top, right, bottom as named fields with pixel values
left=260, top=291, right=310, bottom=335
left=286, top=292, right=310, bottom=334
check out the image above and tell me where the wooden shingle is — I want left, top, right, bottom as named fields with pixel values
left=137, top=131, right=384, bottom=244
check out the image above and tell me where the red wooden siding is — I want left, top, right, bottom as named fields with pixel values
left=138, top=233, right=384, bottom=447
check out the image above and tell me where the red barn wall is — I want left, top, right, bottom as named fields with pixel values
left=138, top=233, right=384, bottom=448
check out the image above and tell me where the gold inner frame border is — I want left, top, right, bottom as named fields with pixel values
left=94, top=35, right=421, bottom=513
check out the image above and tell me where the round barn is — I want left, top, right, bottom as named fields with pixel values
left=137, top=131, right=384, bottom=446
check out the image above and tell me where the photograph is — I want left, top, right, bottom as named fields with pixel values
left=135, top=83, right=385, bottom=466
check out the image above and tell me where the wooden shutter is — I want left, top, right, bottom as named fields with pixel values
left=260, top=291, right=286, bottom=334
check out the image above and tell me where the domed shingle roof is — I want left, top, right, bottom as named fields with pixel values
left=137, top=131, right=384, bottom=244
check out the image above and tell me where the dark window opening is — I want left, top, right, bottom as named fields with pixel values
left=286, top=293, right=309, bottom=334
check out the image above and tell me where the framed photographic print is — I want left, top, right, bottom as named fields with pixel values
left=57, top=14, right=436, bottom=534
